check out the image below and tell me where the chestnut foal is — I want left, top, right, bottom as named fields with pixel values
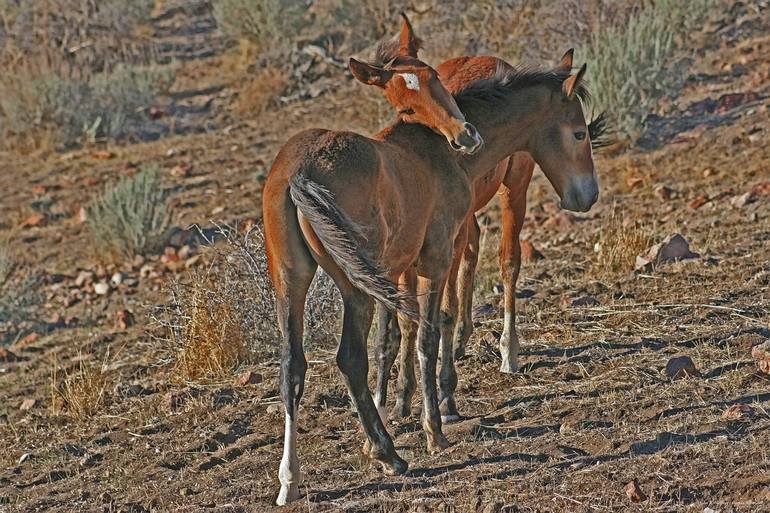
left=265, top=17, right=482, bottom=505
left=374, top=52, right=602, bottom=422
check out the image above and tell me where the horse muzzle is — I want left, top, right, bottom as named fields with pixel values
left=560, top=174, right=599, bottom=212
left=448, top=123, right=483, bottom=155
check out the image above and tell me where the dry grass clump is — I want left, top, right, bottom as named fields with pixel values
left=87, top=165, right=170, bottom=261
left=593, top=208, right=652, bottom=276
left=50, top=357, right=107, bottom=418
left=233, top=65, right=291, bottom=116
left=171, top=270, right=247, bottom=382
left=584, top=0, right=715, bottom=140
left=158, top=224, right=342, bottom=383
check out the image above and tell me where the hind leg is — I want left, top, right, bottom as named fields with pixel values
left=338, top=288, right=407, bottom=475
left=453, top=215, right=480, bottom=360
left=264, top=200, right=317, bottom=505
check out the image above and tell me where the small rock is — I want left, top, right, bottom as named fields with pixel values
left=751, top=341, right=770, bottom=374
left=110, top=272, right=124, bottom=287
left=75, top=206, right=88, bottom=223
left=626, top=176, right=644, bottom=189
left=170, top=163, right=191, bottom=177
left=15, top=332, right=39, bottom=349
left=20, top=398, right=36, bottom=410
left=655, top=185, right=676, bottom=200
left=731, top=191, right=755, bottom=208
left=114, top=383, right=143, bottom=398
left=752, top=182, right=770, bottom=196
left=93, top=282, right=109, bottom=295
left=664, top=355, right=700, bottom=380
left=267, top=403, right=282, bottom=415
left=520, top=239, right=543, bottom=261
left=91, top=150, right=115, bottom=160
left=624, top=479, right=647, bottom=503
left=571, top=294, right=600, bottom=307
left=20, top=213, right=47, bottom=228
left=115, top=310, right=134, bottom=330
left=688, top=195, right=710, bottom=210
left=75, top=270, right=94, bottom=287
left=635, top=234, right=700, bottom=271
left=234, top=370, right=263, bottom=386
left=18, top=453, right=31, bottom=464
left=179, top=487, right=193, bottom=497
left=720, top=403, right=756, bottom=422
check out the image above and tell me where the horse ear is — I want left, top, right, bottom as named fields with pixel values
left=398, top=12, right=422, bottom=57
left=349, top=58, right=393, bottom=88
left=555, top=48, right=574, bottom=73
left=562, top=62, right=587, bottom=98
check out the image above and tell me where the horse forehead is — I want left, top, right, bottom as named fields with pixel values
left=397, top=72, right=420, bottom=91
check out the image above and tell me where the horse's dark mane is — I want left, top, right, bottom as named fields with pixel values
left=372, top=36, right=424, bottom=68
left=453, top=61, right=591, bottom=106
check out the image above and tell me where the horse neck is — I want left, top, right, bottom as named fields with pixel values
left=456, top=86, right=551, bottom=181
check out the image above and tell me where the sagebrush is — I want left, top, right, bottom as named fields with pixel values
left=585, top=0, right=714, bottom=140
left=213, top=0, right=306, bottom=51
left=87, top=165, right=170, bottom=261
left=0, top=0, right=166, bottom=149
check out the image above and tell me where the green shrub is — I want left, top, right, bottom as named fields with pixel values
left=87, top=165, right=170, bottom=261
left=585, top=0, right=714, bottom=140
left=0, top=64, right=171, bottom=148
left=213, top=0, right=307, bottom=50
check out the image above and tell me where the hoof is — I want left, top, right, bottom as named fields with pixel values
left=276, top=484, right=300, bottom=505
left=499, top=359, right=519, bottom=374
left=427, top=433, right=451, bottom=454
left=380, top=454, right=408, bottom=476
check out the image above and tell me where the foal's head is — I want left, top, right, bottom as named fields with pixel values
left=527, top=49, right=598, bottom=212
left=349, top=14, right=482, bottom=154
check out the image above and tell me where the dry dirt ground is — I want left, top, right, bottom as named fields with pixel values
left=1, top=3, right=769, bottom=513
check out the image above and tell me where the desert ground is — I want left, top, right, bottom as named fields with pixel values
left=0, top=1, right=768, bottom=512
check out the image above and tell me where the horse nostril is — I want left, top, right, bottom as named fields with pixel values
left=464, top=123, right=478, bottom=138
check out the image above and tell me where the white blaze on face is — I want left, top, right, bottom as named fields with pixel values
left=398, top=72, right=420, bottom=91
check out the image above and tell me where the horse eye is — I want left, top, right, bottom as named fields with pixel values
left=574, top=131, right=586, bottom=141
left=400, top=108, right=415, bottom=116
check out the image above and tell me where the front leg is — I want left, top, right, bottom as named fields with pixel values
left=416, top=275, right=450, bottom=453
left=498, top=154, right=533, bottom=374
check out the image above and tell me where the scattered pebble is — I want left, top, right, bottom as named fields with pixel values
left=750, top=341, right=770, bottom=374
left=665, top=355, right=700, bottom=380
left=624, top=479, right=647, bottom=503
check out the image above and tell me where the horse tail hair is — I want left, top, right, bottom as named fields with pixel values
left=289, top=173, right=417, bottom=319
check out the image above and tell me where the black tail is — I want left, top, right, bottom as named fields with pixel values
left=289, top=174, right=417, bottom=319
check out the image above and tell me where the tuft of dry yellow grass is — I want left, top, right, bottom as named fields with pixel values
left=50, top=356, right=106, bottom=418
left=593, top=207, right=652, bottom=277
left=171, top=273, right=246, bottom=383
